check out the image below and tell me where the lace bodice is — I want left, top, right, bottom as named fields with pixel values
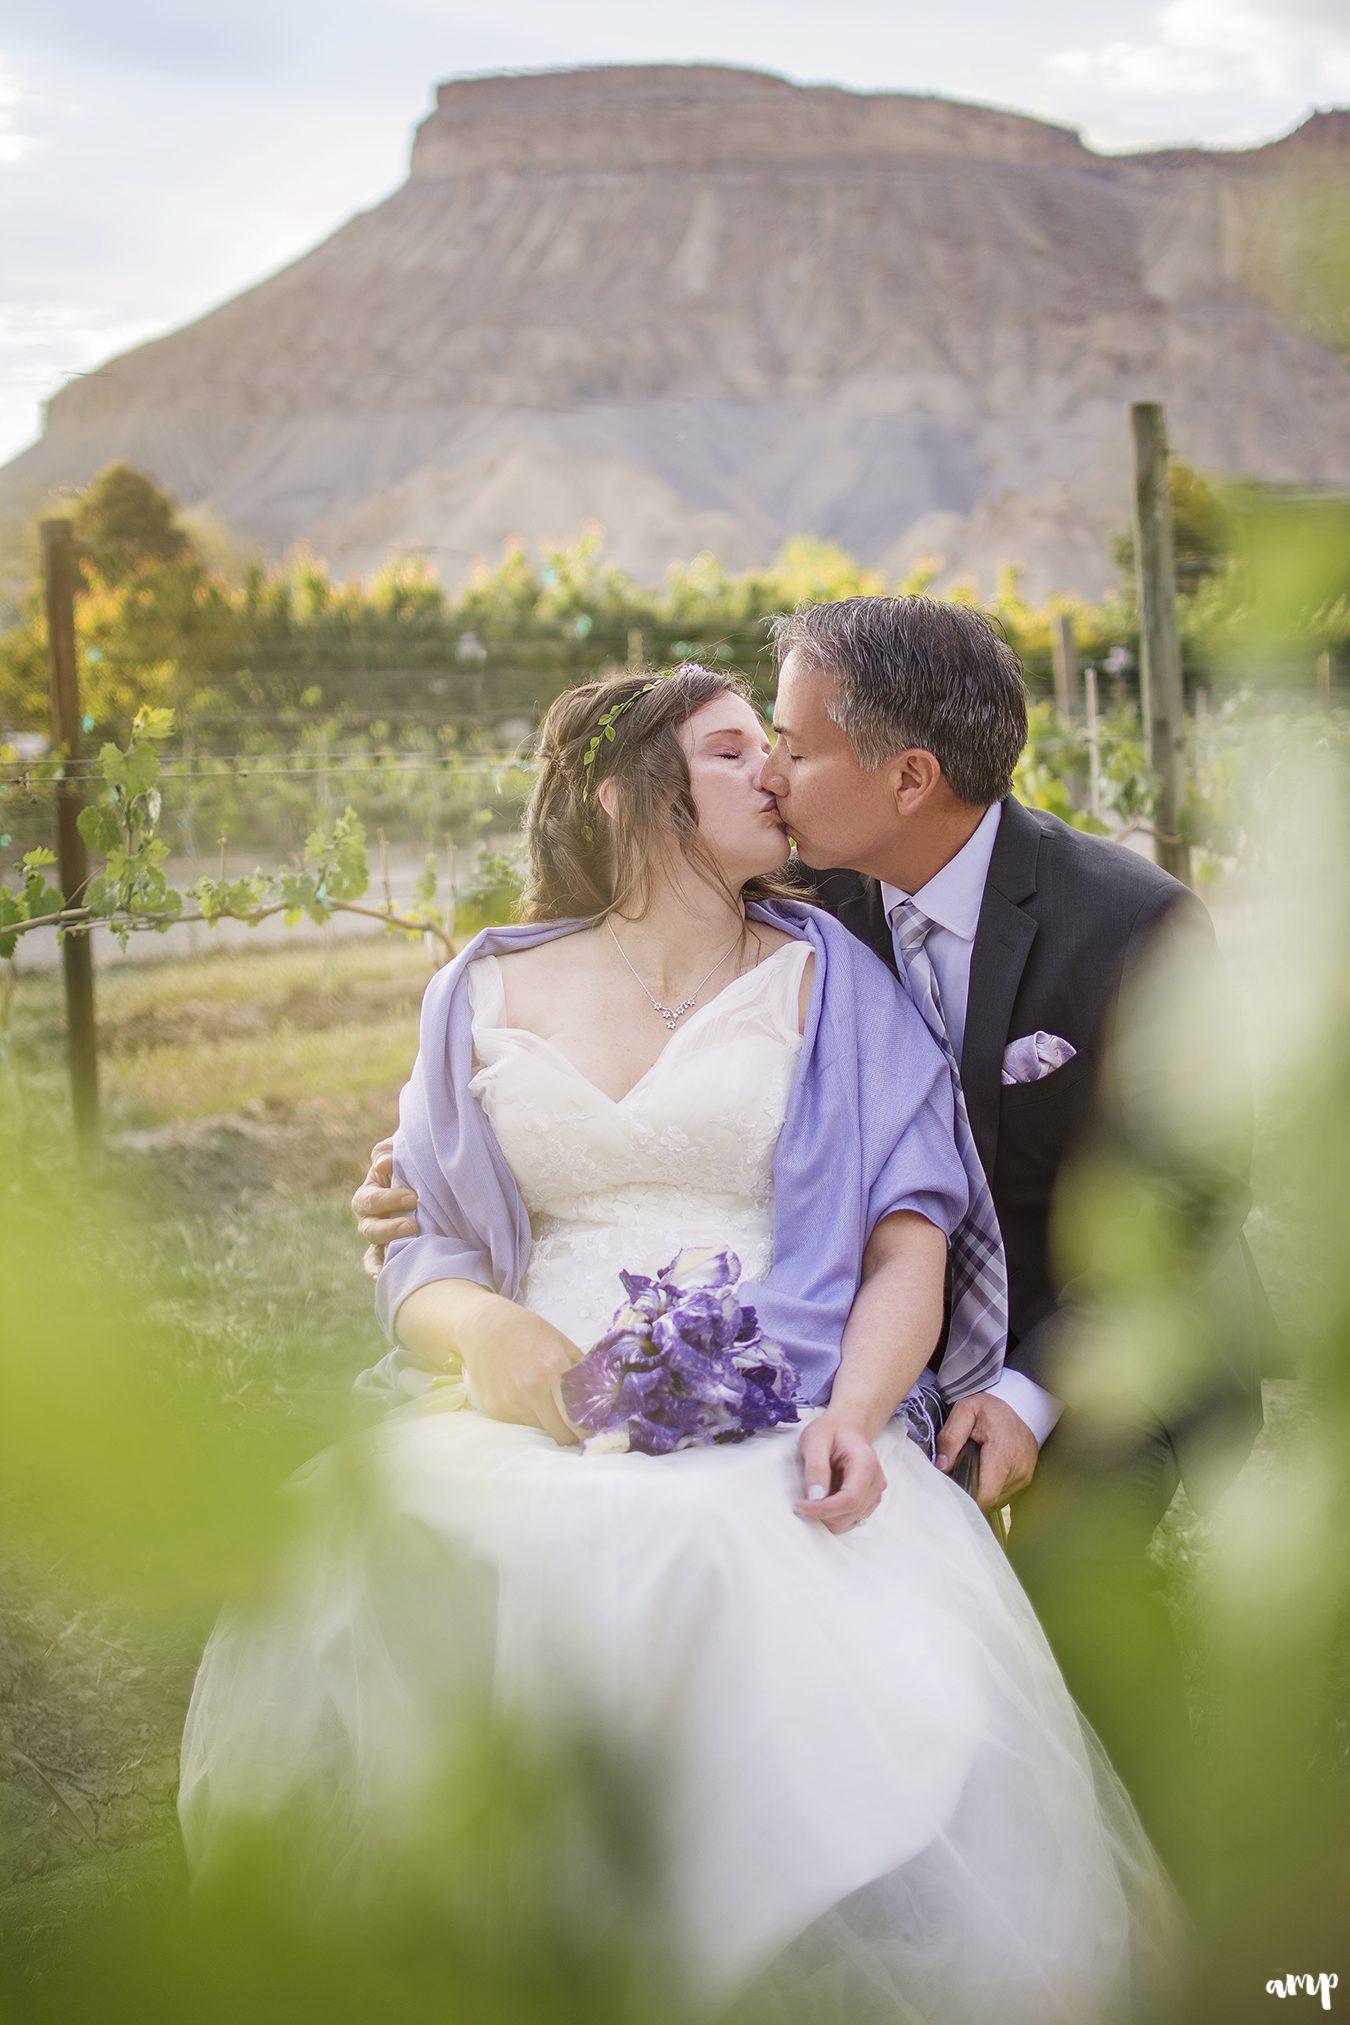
left=467, top=941, right=811, bottom=1349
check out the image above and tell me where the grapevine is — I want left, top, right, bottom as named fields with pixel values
left=0, top=708, right=466, bottom=959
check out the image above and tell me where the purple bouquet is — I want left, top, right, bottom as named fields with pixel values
left=559, top=1248, right=802, bottom=1457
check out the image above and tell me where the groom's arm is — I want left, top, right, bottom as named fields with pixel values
left=983, top=1367, right=1063, bottom=1444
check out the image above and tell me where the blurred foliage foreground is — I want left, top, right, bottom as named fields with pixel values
left=1, top=728, right=1348, bottom=2024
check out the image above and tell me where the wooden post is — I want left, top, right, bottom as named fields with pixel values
left=42, top=517, right=100, bottom=1158
left=1317, top=650, right=1332, bottom=711
left=1051, top=613, right=1080, bottom=716
left=1129, top=403, right=1191, bottom=884
left=182, top=730, right=200, bottom=956
left=1084, top=666, right=1103, bottom=822
left=627, top=629, right=645, bottom=673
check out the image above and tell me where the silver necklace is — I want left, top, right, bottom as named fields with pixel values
left=606, top=920, right=744, bottom=1032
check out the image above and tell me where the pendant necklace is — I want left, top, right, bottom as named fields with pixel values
left=606, top=920, right=744, bottom=1033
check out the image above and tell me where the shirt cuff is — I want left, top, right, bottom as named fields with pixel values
left=984, top=1367, right=1064, bottom=1448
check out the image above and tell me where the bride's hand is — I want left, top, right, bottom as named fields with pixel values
left=794, top=1412, right=887, bottom=1535
left=459, top=1301, right=584, bottom=1447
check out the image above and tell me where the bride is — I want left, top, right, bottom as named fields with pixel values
left=179, top=663, right=1172, bottom=2022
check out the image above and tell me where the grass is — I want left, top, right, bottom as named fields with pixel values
left=111, top=1014, right=419, bottom=1124
left=3, top=930, right=430, bottom=1192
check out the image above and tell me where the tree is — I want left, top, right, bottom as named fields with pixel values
left=73, top=464, right=193, bottom=585
left=0, top=469, right=227, bottom=734
left=1111, top=460, right=1234, bottom=600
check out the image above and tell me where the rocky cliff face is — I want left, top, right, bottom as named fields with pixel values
left=5, top=65, right=1348, bottom=596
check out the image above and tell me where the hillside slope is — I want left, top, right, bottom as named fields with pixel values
left=5, top=66, right=1348, bottom=596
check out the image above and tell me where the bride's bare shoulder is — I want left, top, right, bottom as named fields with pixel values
left=491, top=931, right=601, bottom=1008
left=748, top=922, right=816, bottom=1032
left=752, top=922, right=802, bottom=958
left=493, top=930, right=598, bottom=982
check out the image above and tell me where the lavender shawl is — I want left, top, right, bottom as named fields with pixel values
left=371, top=900, right=975, bottom=1409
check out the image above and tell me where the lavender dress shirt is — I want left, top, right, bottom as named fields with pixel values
left=880, top=804, right=1064, bottom=1447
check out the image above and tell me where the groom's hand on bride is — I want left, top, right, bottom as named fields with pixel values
left=935, top=1395, right=1038, bottom=1510
left=794, top=1413, right=886, bottom=1535
left=352, top=1136, right=418, bottom=1280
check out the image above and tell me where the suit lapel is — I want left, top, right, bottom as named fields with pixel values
left=962, top=800, right=1042, bottom=1179
left=813, top=868, right=899, bottom=978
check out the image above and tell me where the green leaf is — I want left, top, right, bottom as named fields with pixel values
left=0, top=887, right=24, bottom=956
left=21, top=847, right=57, bottom=870
left=132, top=706, right=176, bottom=742
left=78, top=804, right=120, bottom=854
left=414, top=852, right=438, bottom=905
left=121, top=743, right=160, bottom=799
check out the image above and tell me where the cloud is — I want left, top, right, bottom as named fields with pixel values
left=3, top=0, right=309, bottom=80
left=0, top=51, right=39, bottom=162
left=1048, top=0, right=1350, bottom=103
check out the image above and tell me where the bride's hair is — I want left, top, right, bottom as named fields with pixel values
left=520, top=665, right=803, bottom=922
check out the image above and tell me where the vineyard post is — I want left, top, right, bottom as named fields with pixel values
left=627, top=629, right=645, bottom=673
left=1052, top=613, right=1087, bottom=808
left=182, top=729, right=200, bottom=955
left=1129, top=402, right=1191, bottom=885
left=41, top=516, right=100, bottom=1159
left=1317, top=650, right=1332, bottom=712
left=1051, top=613, right=1080, bottom=716
left=1084, top=666, right=1103, bottom=822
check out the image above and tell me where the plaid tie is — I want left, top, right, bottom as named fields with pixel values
left=889, top=897, right=1009, bottom=1399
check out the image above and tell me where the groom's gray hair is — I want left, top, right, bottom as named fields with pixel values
left=770, top=597, right=1028, bottom=805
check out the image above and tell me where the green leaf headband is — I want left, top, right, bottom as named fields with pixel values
left=580, top=667, right=695, bottom=844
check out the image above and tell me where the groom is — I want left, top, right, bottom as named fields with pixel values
left=757, top=596, right=1269, bottom=1846
left=762, top=598, right=1268, bottom=1507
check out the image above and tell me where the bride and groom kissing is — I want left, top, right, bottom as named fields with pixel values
left=182, top=593, right=1269, bottom=2021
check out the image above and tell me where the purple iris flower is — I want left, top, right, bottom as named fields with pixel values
left=659, top=1248, right=741, bottom=1295
left=738, top=1376, right=799, bottom=1434
left=652, top=1291, right=739, bottom=1360
left=559, top=1341, right=630, bottom=1428
left=565, top=1248, right=801, bottom=1456
left=617, top=1270, right=666, bottom=1324
left=595, top=1323, right=661, bottom=1375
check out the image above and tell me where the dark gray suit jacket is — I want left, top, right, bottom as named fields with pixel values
left=809, top=796, right=1270, bottom=1501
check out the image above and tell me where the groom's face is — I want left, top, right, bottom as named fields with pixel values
left=760, top=651, right=902, bottom=872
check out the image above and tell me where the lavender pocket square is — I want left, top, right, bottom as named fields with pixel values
left=1001, top=1032, right=1077, bottom=1086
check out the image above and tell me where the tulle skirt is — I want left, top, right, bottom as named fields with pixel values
left=179, top=1402, right=1177, bottom=2022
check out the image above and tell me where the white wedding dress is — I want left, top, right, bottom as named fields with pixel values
left=180, top=944, right=1173, bottom=2022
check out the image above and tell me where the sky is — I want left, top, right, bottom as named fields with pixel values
left=1, top=0, right=1348, bottom=467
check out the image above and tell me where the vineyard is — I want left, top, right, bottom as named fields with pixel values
left=3, top=462, right=1346, bottom=948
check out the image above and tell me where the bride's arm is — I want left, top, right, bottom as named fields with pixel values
left=396, top=1279, right=583, bottom=1447
left=795, top=1210, right=948, bottom=1535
